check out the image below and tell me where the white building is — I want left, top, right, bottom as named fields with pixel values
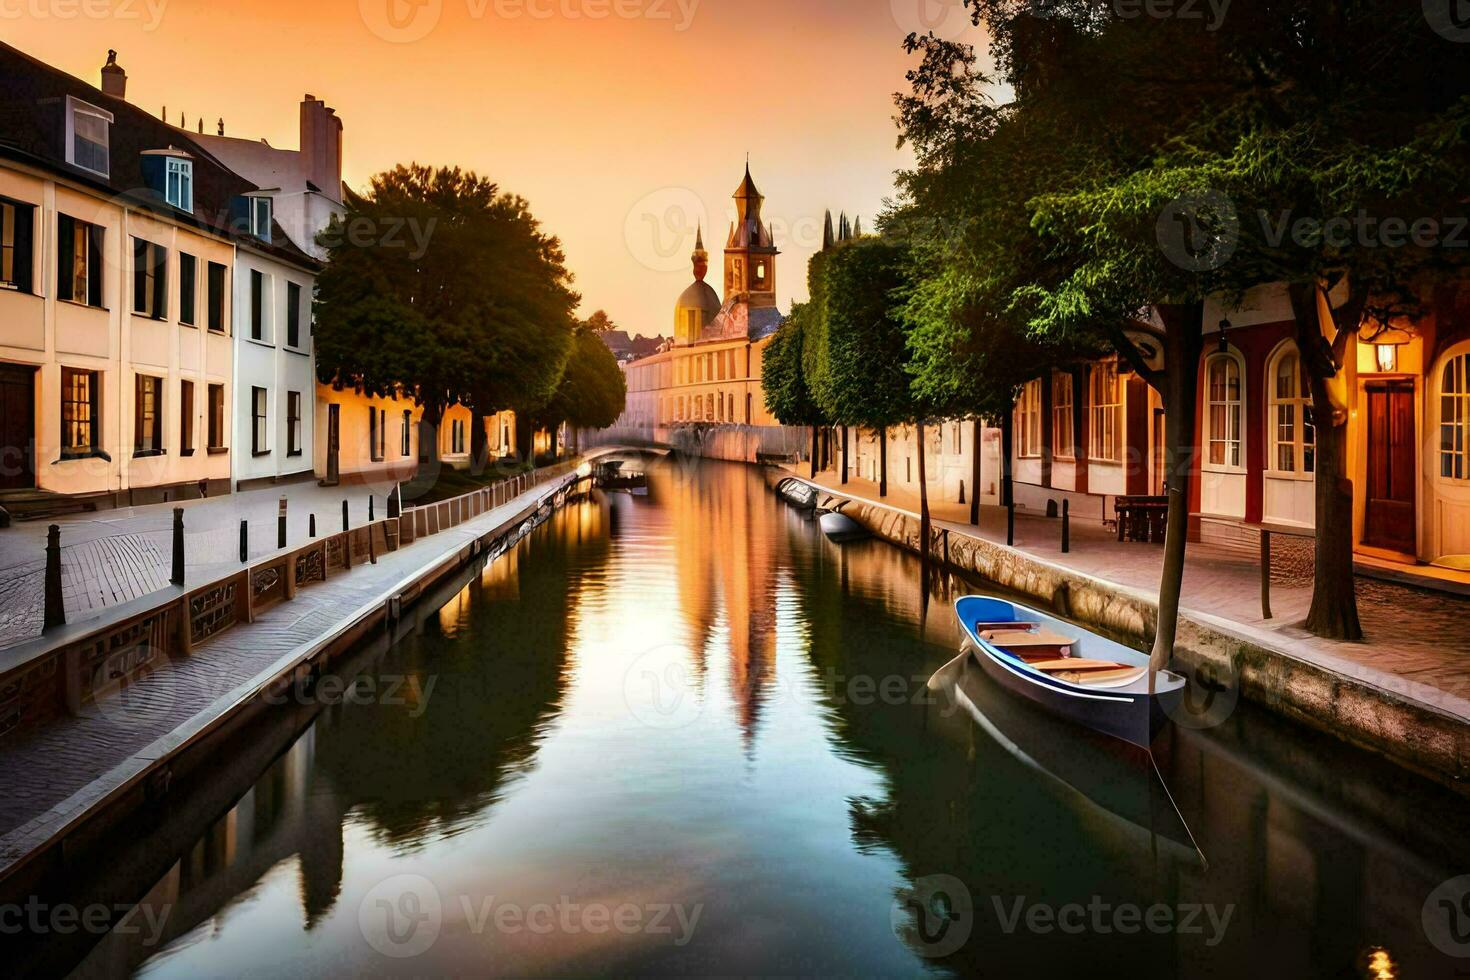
left=194, top=97, right=344, bottom=489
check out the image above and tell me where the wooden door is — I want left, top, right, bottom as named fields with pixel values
left=1364, top=381, right=1416, bottom=553
left=0, top=364, right=36, bottom=490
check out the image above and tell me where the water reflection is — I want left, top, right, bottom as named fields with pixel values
left=54, top=459, right=1470, bottom=978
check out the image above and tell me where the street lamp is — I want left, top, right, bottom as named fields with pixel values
left=1217, top=318, right=1231, bottom=354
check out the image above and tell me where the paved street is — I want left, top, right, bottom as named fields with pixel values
left=792, top=468, right=1470, bottom=714
left=0, top=479, right=406, bottom=650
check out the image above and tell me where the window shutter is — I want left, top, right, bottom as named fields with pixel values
left=87, top=224, right=104, bottom=307
left=56, top=214, right=74, bottom=301
left=152, top=246, right=167, bottom=319
left=132, top=238, right=147, bottom=314
left=13, top=204, right=33, bottom=293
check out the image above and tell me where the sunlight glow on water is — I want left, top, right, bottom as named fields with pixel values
left=59, top=458, right=1470, bottom=979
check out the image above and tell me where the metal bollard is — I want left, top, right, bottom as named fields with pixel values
left=240, top=520, right=249, bottom=562
left=43, top=524, right=64, bottom=631
left=342, top=500, right=349, bottom=532
left=369, top=496, right=375, bottom=522
left=172, top=508, right=186, bottom=586
left=388, top=484, right=401, bottom=519
left=309, top=514, right=317, bottom=538
left=1007, top=501, right=1016, bottom=547
left=277, top=497, right=287, bottom=550
left=1062, top=499, right=1071, bottom=554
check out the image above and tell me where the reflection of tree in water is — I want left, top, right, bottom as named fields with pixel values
left=312, top=499, right=609, bottom=850
left=778, top=514, right=1193, bottom=978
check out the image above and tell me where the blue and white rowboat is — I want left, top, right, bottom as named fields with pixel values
left=953, top=595, right=1187, bottom=748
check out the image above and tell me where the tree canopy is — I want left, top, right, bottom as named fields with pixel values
left=314, top=164, right=580, bottom=451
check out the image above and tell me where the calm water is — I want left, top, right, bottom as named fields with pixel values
left=56, top=459, right=1469, bottom=978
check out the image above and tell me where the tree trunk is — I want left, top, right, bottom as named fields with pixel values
left=810, top=425, right=819, bottom=479
left=917, top=420, right=932, bottom=568
left=970, top=419, right=983, bottom=525
left=469, top=403, right=490, bottom=477
left=418, top=399, right=443, bottom=465
left=1000, top=412, right=1014, bottom=508
left=1288, top=283, right=1363, bottom=641
left=548, top=423, right=560, bottom=460
left=1148, top=303, right=1204, bottom=692
left=841, top=426, right=849, bottom=485
left=879, top=426, right=889, bottom=497
left=516, top=417, right=536, bottom=464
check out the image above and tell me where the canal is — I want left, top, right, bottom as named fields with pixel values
left=55, top=458, right=1469, bottom=978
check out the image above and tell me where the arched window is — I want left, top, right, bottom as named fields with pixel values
left=1269, top=348, right=1315, bottom=474
left=1442, top=352, right=1470, bottom=480
left=1205, top=353, right=1243, bottom=468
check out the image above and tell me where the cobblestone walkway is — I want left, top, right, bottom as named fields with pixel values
left=792, top=468, right=1470, bottom=708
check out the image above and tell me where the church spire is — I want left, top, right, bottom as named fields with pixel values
left=692, top=222, right=709, bottom=282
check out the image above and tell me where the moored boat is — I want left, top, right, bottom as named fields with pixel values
left=950, top=595, right=1187, bottom=748
left=818, top=510, right=868, bottom=543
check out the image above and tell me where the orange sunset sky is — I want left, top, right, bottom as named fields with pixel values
left=4, top=0, right=989, bottom=336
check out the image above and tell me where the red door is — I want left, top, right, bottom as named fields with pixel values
left=0, top=364, right=36, bottom=490
left=1364, top=381, right=1416, bottom=553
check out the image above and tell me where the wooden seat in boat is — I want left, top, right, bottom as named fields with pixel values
left=1049, top=665, right=1148, bottom=686
left=973, top=621, right=1043, bottom=633
left=980, top=626, right=1078, bottom=662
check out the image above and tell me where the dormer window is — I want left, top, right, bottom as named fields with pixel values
left=166, top=158, right=193, bottom=213
left=65, top=97, right=112, bottom=177
left=250, top=196, right=272, bottom=241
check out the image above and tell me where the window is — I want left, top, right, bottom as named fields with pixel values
left=57, top=214, right=104, bottom=307
left=1016, top=379, right=1042, bottom=458
left=178, top=253, right=197, bottom=325
left=1205, top=353, right=1244, bottom=468
left=370, top=407, right=384, bottom=462
left=286, top=282, right=302, bottom=348
left=1089, top=361, right=1122, bottom=463
left=60, top=368, right=100, bottom=457
left=180, top=379, right=194, bottom=456
left=685, top=310, right=699, bottom=337
left=0, top=198, right=35, bottom=292
left=132, top=238, right=167, bottom=319
left=251, top=387, right=269, bottom=456
left=451, top=418, right=466, bottom=455
left=134, top=374, right=163, bottom=456
left=1441, top=353, right=1470, bottom=480
left=250, top=269, right=266, bottom=341
left=402, top=410, right=413, bottom=456
left=207, top=262, right=227, bottom=332
left=66, top=97, right=112, bottom=176
left=1270, top=349, right=1315, bottom=474
left=208, top=384, right=225, bottom=451
left=165, top=157, right=193, bottom=213
left=287, top=391, right=302, bottom=456
left=250, top=197, right=272, bottom=241
left=1052, top=372, right=1075, bottom=459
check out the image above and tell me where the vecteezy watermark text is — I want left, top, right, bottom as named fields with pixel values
left=0, top=0, right=168, bottom=31
left=1112, top=0, right=1230, bottom=31
left=360, top=0, right=699, bottom=44
left=0, top=898, right=170, bottom=947
left=992, top=895, right=1234, bottom=946
left=358, top=874, right=702, bottom=959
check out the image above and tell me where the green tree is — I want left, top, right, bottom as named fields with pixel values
left=819, top=238, right=914, bottom=496
left=762, top=310, right=826, bottom=478
left=315, top=164, right=578, bottom=475
left=529, top=324, right=628, bottom=457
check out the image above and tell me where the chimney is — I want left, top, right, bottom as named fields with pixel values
left=300, top=94, right=344, bottom=205
left=100, top=50, right=126, bottom=99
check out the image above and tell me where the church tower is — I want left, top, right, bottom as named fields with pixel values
left=725, top=163, right=780, bottom=310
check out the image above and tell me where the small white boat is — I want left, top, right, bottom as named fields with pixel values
left=818, top=511, right=868, bottom=543
left=951, top=596, right=1187, bottom=748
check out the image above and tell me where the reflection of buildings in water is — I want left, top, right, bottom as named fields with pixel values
left=659, top=464, right=780, bottom=746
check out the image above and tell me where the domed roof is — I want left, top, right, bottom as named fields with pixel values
left=677, top=279, right=721, bottom=321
